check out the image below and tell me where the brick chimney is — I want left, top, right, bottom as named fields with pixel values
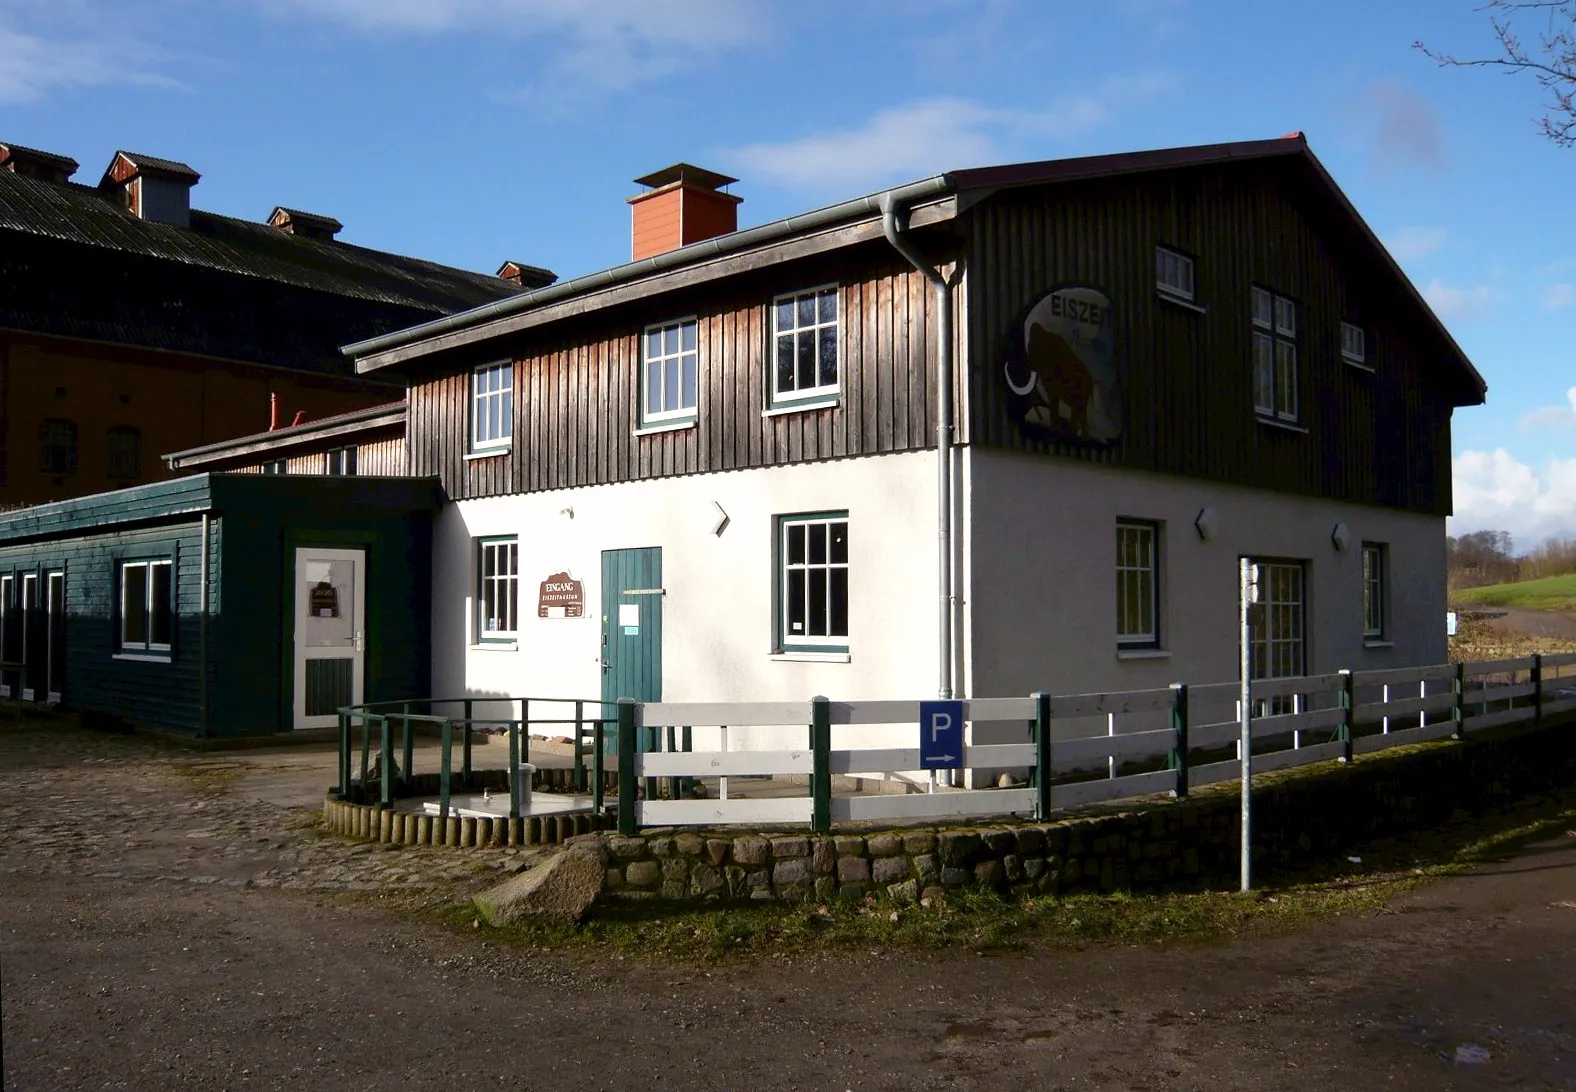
left=100, top=151, right=200, bottom=227
left=0, top=143, right=78, bottom=183
left=268, top=207, right=343, bottom=242
left=627, top=164, right=742, bottom=261
left=495, top=260, right=558, bottom=289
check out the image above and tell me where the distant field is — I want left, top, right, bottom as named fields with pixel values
left=1454, top=573, right=1576, bottom=611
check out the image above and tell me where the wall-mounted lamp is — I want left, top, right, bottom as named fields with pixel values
left=1194, top=507, right=1218, bottom=541
left=1331, top=522, right=1350, bottom=552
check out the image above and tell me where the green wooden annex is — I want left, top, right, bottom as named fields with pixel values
left=0, top=474, right=436, bottom=737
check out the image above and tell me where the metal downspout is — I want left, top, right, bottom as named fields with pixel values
left=881, top=195, right=954, bottom=700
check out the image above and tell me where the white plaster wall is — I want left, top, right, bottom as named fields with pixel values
left=967, top=448, right=1448, bottom=705
left=432, top=451, right=941, bottom=749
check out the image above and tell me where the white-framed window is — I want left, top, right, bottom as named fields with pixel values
left=1247, top=559, right=1305, bottom=680
left=476, top=537, right=518, bottom=642
left=1362, top=543, right=1386, bottom=640
left=1341, top=322, right=1369, bottom=369
left=1155, top=247, right=1196, bottom=302
left=261, top=459, right=288, bottom=476
left=778, top=513, right=849, bottom=651
left=119, top=559, right=173, bottom=653
left=1251, top=287, right=1298, bottom=422
left=471, top=361, right=513, bottom=451
left=324, top=447, right=357, bottom=476
left=642, top=318, right=699, bottom=425
left=1116, top=520, right=1160, bottom=648
left=771, top=286, right=840, bottom=406
left=106, top=426, right=141, bottom=480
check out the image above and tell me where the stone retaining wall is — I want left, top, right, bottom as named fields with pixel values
left=579, top=715, right=1576, bottom=905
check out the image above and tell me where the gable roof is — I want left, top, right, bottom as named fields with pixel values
left=104, top=151, right=201, bottom=183
left=344, top=135, right=1485, bottom=406
left=163, top=400, right=405, bottom=471
left=0, top=167, right=554, bottom=375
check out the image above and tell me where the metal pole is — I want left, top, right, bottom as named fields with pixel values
left=617, top=698, right=637, bottom=836
left=1239, top=556, right=1254, bottom=894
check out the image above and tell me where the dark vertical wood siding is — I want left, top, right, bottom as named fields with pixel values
left=407, top=247, right=961, bottom=499
left=965, top=160, right=1460, bottom=516
left=221, top=431, right=406, bottom=477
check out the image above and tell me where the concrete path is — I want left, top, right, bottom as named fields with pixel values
left=4, top=718, right=1575, bottom=1090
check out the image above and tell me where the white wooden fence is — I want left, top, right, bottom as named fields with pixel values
left=612, top=653, right=1576, bottom=834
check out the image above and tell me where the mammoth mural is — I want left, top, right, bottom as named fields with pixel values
left=1001, top=286, right=1122, bottom=445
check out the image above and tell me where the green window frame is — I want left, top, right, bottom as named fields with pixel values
left=476, top=537, right=519, bottom=642
left=775, top=511, right=849, bottom=652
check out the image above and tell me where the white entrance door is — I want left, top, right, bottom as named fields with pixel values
left=293, top=548, right=365, bottom=730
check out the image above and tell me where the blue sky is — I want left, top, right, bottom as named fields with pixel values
left=3, top=0, right=1572, bottom=546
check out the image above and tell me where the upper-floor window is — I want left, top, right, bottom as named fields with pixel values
left=1341, top=321, right=1369, bottom=370
left=1251, top=287, right=1298, bottom=423
left=39, top=419, right=78, bottom=474
left=642, top=319, right=698, bottom=426
left=324, top=447, right=357, bottom=476
left=1116, top=519, right=1160, bottom=649
left=261, top=459, right=288, bottom=475
left=471, top=361, right=513, bottom=452
left=771, top=286, right=839, bottom=407
left=119, top=558, right=173, bottom=655
left=1155, top=247, right=1196, bottom=302
left=106, top=426, right=141, bottom=480
left=1362, top=542, right=1387, bottom=640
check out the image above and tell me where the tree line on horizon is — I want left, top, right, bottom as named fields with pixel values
left=1448, top=529, right=1576, bottom=590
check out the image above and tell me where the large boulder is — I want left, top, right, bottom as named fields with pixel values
left=473, top=849, right=605, bottom=926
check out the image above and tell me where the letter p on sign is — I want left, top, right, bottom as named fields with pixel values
left=919, top=700, right=965, bottom=770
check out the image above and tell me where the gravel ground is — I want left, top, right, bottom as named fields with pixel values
left=4, top=719, right=1576, bottom=1091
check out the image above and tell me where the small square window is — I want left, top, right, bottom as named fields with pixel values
left=1155, top=247, right=1195, bottom=302
left=324, top=447, right=357, bottom=476
left=1341, top=322, right=1368, bottom=368
left=261, top=459, right=288, bottom=476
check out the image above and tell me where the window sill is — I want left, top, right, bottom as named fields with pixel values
left=770, top=651, right=852, bottom=663
left=1117, top=648, right=1172, bottom=661
left=1363, top=639, right=1394, bottom=649
left=470, top=641, right=519, bottom=652
left=1157, top=290, right=1206, bottom=314
left=114, top=652, right=172, bottom=664
left=634, top=418, right=697, bottom=437
left=1255, top=415, right=1309, bottom=435
left=465, top=447, right=511, bottom=461
left=1343, top=357, right=1375, bottom=374
left=763, top=398, right=839, bottom=418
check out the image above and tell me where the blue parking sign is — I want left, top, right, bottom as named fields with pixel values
left=919, top=700, right=965, bottom=770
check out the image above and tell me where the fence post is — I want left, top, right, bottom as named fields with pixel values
left=810, top=695, right=831, bottom=834
left=665, top=724, right=679, bottom=802
left=359, top=711, right=373, bottom=792
left=1033, top=691, right=1052, bottom=820
left=1533, top=653, right=1545, bottom=724
left=680, top=725, right=694, bottom=800
left=520, top=698, right=531, bottom=770
left=1169, top=683, right=1189, bottom=798
left=401, top=701, right=415, bottom=792
left=380, top=714, right=394, bottom=809
left=336, top=711, right=351, bottom=799
left=508, top=720, right=522, bottom=819
left=461, top=699, right=474, bottom=791
left=1338, top=669, right=1354, bottom=763
left=439, top=716, right=453, bottom=821
left=1452, top=661, right=1467, bottom=740
left=593, top=719, right=606, bottom=815
left=573, top=700, right=586, bottom=792
left=617, top=698, right=637, bottom=836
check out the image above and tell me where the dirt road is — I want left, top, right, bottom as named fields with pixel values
left=4, top=723, right=1575, bottom=1091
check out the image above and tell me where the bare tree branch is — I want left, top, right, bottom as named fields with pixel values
left=1417, top=0, right=1576, bottom=146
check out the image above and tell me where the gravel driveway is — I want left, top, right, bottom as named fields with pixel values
left=4, top=720, right=1576, bottom=1091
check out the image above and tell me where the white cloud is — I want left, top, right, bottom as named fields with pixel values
left=1423, top=279, right=1500, bottom=321
left=1451, top=448, right=1576, bottom=542
left=726, top=78, right=1169, bottom=193
left=0, top=17, right=180, bottom=103
left=251, top=0, right=762, bottom=94
left=1548, top=283, right=1576, bottom=309
left=1385, top=226, right=1447, bottom=262
left=1520, top=387, right=1576, bottom=430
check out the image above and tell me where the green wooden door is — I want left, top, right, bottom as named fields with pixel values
left=601, top=548, right=662, bottom=712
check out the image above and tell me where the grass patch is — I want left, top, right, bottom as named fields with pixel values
left=1455, top=573, right=1576, bottom=612
left=424, top=789, right=1576, bottom=963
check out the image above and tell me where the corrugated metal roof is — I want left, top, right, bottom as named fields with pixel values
left=114, top=151, right=200, bottom=180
